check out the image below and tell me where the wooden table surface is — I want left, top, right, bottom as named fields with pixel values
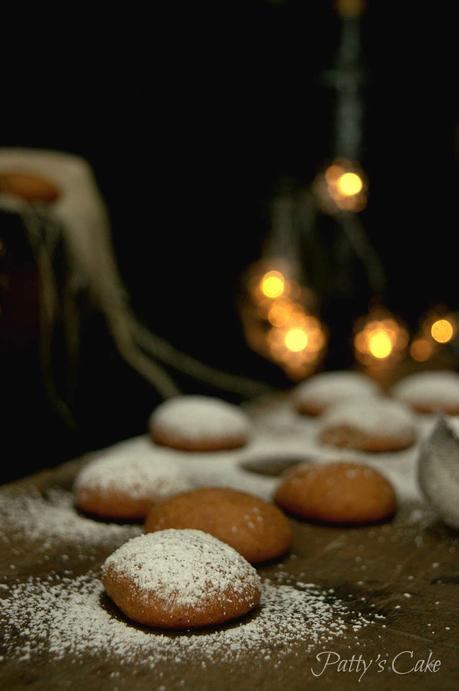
left=0, top=448, right=458, bottom=691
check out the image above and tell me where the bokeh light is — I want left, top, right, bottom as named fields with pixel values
left=260, top=270, right=286, bottom=299
left=354, top=311, right=408, bottom=368
left=321, top=159, right=367, bottom=212
left=430, top=318, right=454, bottom=344
left=284, top=327, right=309, bottom=352
left=336, top=171, right=363, bottom=197
left=410, top=338, right=434, bottom=362
left=367, top=330, right=393, bottom=359
left=242, top=260, right=327, bottom=379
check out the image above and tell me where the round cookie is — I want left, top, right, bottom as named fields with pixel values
left=275, top=462, right=397, bottom=524
left=392, top=371, right=459, bottom=415
left=75, top=444, right=190, bottom=520
left=145, top=487, right=292, bottom=564
left=150, top=396, right=250, bottom=452
left=293, top=371, right=379, bottom=416
left=102, top=529, right=261, bottom=628
left=0, top=171, right=60, bottom=202
left=319, top=397, right=416, bottom=452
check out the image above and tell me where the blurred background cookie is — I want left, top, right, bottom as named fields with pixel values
left=150, top=396, right=251, bottom=451
left=293, top=371, right=379, bottom=416
left=275, top=461, right=397, bottom=525
left=319, top=397, right=416, bottom=452
left=102, top=530, right=261, bottom=628
left=392, top=371, right=459, bottom=415
left=145, top=487, right=292, bottom=564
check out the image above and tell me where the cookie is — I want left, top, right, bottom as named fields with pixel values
left=145, top=487, right=292, bottom=564
left=150, top=396, right=250, bottom=452
left=319, top=397, right=416, bottom=452
left=74, top=441, right=190, bottom=520
left=392, top=371, right=459, bottom=415
left=102, top=529, right=261, bottom=628
left=293, top=371, right=379, bottom=416
left=275, top=462, right=397, bottom=524
left=0, top=171, right=60, bottom=202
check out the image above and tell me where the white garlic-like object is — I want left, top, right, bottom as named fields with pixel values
left=418, top=416, right=459, bottom=529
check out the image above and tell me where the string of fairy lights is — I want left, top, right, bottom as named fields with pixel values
left=242, top=253, right=458, bottom=380
left=239, top=0, right=457, bottom=381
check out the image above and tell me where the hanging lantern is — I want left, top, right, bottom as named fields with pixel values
left=353, top=309, right=409, bottom=369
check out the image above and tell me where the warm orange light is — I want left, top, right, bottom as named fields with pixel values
left=267, top=300, right=293, bottom=327
left=410, top=338, right=434, bottom=362
left=260, top=271, right=285, bottom=299
left=265, top=313, right=327, bottom=378
left=325, top=164, right=343, bottom=184
left=354, top=311, right=408, bottom=367
left=336, top=0, right=365, bottom=17
left=243, top=260, right=326, bottom=379
left=284, top=327, right=309, bottom=352
left=430, top=318, right=454, bottom=344
left=322, top=160, right=367, bottom=212
left=368, top=330, right=393, bottom=359
left=336, top=172, right=363, bottom=197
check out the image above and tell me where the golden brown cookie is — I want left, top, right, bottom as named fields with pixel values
left=293, top=370, right=379, bottom=416
left=275, top=462, right=397, bottom=525
left=74, top=440, right=191, bottom=520
left=102, top=530, right=261, bottom=628
left=145, top=487, right=292, bottom=564
left=318, top=397, right=416, bottom=452
left=0, top=171, right=60, bottom=202
left=392, top=371, right=459, bottom=415
left=149, top=396, right=250, bottom=452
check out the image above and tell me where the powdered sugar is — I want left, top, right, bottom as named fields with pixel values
left=75, top=438, right=191, bottom=500
left=293, top=371, right=379, bottom=410
left=0, top=489, right=140, bottom=553
left=1, top=396, right=453, bottom=684
left=319, top=397, right=416, bottom=440
left=150, top=396, right=250, bottom=442
left=248, top=398, right=423, bottom=501
left=102, top=530, right=260, bottom=608
left=0, top=571, right=373, bottom=668
left=392, top=371, right=459, bottom=410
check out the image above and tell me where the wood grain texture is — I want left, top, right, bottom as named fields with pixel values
left=0, top=455, right=458, bottom=691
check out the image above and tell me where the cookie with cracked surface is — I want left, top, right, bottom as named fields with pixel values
left=102, top=529, right=261, bottom=628
left=145, top=487, right=292, bottom=564
left=275, top=462, right=397, bottom=525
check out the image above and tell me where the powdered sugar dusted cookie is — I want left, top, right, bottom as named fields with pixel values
left=392, top=371, right=459, bottom=415
left=275, top=462, right=397, bottom=524
left=293, top=370, right=379, bottom=416
left=150, top=396, right=250, bottom=451
left=102, top=529, right=261, bottom=628
left=75, top=443, right=190, bottom=520
left=145, top=487, right=292, bottom=564
left=319, top=397, right=416, bottom=452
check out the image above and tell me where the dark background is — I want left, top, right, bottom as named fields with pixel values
left=1, top=1, right=457, bottom=482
